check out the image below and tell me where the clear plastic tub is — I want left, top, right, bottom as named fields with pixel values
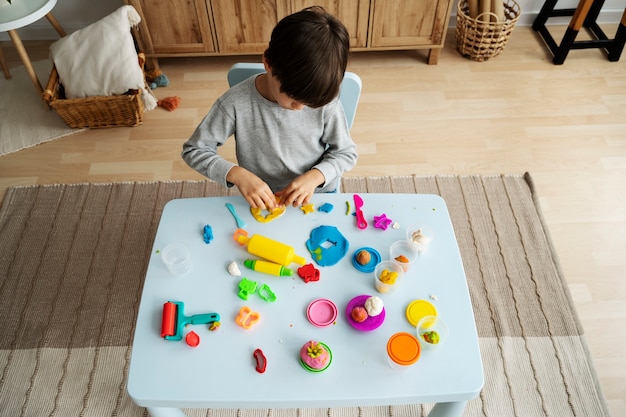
left=417, top=315, right=449, bottom=351
left=374, top=260, right=404, bottom=293
left=389, top=239, right=419, bottom=272
left=406, top=225, right=434, bottom=253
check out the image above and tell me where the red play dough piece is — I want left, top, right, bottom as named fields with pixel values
left=185, top=331, right=200, bottom=347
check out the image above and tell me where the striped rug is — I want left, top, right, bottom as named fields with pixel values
left=0, top=175, right=610, bottom=417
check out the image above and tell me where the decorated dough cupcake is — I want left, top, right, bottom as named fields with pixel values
left=299, top=340, right=332, bottom=372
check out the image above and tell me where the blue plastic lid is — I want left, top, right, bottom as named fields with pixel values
left=352, top=247, right=381, bottom=272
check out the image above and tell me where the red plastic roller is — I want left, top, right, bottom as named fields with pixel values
left=161, top=301, right=177, bottom=337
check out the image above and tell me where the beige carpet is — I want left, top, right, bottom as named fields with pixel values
left=0, top=175, right=611, bottom=417
left=0, top=60, right=85, bottom=156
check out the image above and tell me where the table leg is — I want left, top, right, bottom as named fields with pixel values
left=146, top=407, right=187, bottom=417
left=7, top=29, right=43, bottom=95
left=427, top=401, right=468, bottom=417
left=0, top=45, right=11, bottom=79
left=45, top=12, right=67, bottom=37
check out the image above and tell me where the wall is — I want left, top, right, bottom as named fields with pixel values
left=1, top=0, right=624, bottom=41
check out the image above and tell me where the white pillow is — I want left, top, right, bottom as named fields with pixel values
left=50, top=5, right=156, bottom=110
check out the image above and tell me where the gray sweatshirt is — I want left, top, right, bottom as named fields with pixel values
left=182, top=75, right=358, bottom=193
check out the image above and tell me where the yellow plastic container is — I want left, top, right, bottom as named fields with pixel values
left=405, top=299, right=438, bottom=327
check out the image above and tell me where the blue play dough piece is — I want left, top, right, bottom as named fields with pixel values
left=318, top=203, right=334, bottom=213
left=203, top=224, right=214, bottom=243
left=306, top=225, right=349, bottom=267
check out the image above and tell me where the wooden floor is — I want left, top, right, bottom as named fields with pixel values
left=1, top=26, right=625, bottom=416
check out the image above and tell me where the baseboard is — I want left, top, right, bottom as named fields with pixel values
left=448, top=9, right=625, bottom=29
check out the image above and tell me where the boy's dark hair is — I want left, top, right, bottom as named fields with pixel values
left=264, top=6, right=350, bottom=108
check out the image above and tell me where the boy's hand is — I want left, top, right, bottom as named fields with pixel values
left=276, top=169, right=325, bottom=207
left=227, top=166, right=277, bottom=210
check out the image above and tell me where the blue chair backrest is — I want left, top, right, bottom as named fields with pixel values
left=227, top=63, right=361, bottom=129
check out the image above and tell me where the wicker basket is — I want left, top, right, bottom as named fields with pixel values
left=42, top=66, right=144, bottom=129
left=456, top=0, right=521, bottom=62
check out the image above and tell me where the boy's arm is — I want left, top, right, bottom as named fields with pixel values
left=227, top=166, right=279, bottom=209
left=275, top=169, right=325, bottom=207
left=312, top=101, right=358, bottom=188
left=181, top=103, right=237, bottom=188
left=184, top=132, right=277, bottom=210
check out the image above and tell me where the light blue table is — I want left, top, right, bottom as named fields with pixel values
left=127, top=193, right=484, bottom=417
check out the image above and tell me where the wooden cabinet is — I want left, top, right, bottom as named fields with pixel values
left=126, top=0, right=216, bottom=55
left=126, top=0, right=454, bottom=68
left=211, top=0, right=288, bottom=54
left=290, top=1, right=370, bottom=48
left=369, top=0, right=453, bottom=64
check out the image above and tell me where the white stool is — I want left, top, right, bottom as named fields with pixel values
left=0, top=0, right=66, bottom=95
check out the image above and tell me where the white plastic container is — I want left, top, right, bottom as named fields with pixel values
left=161, top=242, right=191, bottom=275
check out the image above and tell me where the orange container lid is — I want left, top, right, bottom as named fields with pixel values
left=387, top=332, right=421, bottom=366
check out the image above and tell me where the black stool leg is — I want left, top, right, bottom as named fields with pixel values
left=553, top=28, right=578, bottom=64
left=533, top=0, right=559, bottom=31
left=533, top=0, right=624, bottom=63
left=554, top=0, right=595, bottom=64
left=584, top=0, right=604, bottom=26
left=608, top=9, right=626, bottom=61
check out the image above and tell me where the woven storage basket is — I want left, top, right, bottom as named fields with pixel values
left=456, top=0, right=521, bottom=61
left=42, top=66, right=144, bottom=129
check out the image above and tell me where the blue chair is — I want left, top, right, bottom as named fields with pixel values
left=227, top=62, right=361, bottom=129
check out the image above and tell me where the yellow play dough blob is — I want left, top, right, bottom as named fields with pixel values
left=250, top=197, right=286, bottom=223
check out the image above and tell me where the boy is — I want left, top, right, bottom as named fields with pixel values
left=181, top=6, right=358, bottom=210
